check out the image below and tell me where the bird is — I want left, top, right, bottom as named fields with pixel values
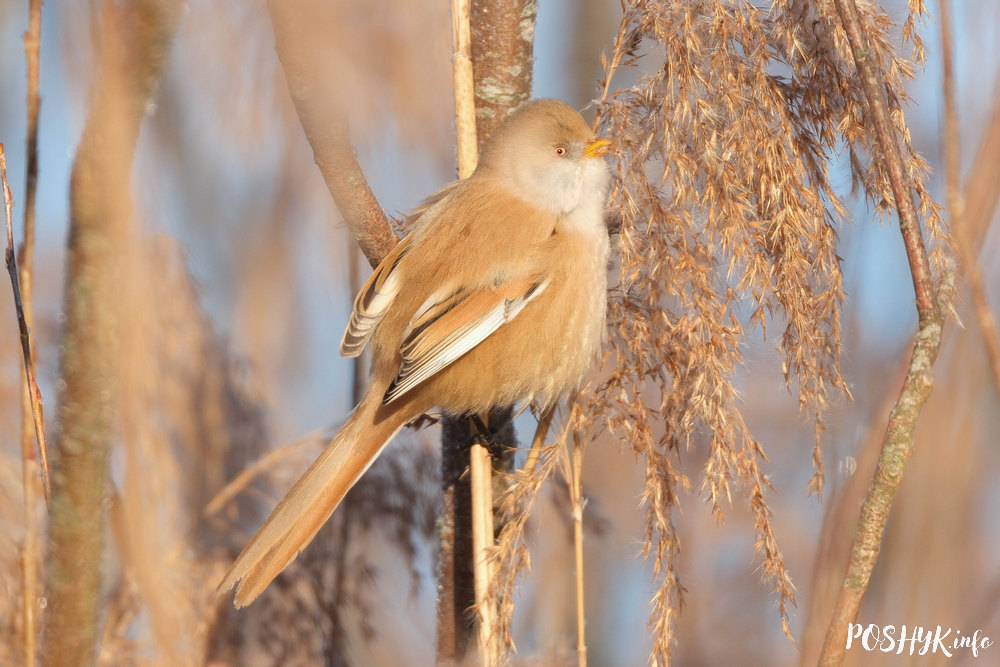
left=218, top=98, right=612, bottom=607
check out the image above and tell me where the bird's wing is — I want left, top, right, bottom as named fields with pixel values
left=404, top=179, right=464, bottom=225
left=383, top=274, right=550, bottom=404
left=339, top=234, right=413, bottom=358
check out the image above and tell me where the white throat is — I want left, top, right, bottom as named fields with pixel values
left=507, top=156, right=610, bottom=222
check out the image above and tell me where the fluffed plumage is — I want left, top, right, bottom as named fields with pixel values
left=219, top=98, right=612, bottom=607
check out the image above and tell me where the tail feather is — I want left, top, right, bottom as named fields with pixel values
left=218, top=403, right=407, bottom=607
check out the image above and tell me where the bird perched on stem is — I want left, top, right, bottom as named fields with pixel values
left=219, top=98, right=613, bottom=607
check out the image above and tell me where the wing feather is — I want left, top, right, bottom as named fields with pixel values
left=340, top=235, right=413, bottom=357
left=383, top=275, right=549, bottom=404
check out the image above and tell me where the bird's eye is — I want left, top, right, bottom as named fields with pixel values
left=554, top=146, right=566, bottom=156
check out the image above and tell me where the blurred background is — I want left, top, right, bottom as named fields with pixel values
left=0, top=0, right=998, bottom=664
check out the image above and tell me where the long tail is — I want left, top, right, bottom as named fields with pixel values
left=218, top=397, right=409, bottom=607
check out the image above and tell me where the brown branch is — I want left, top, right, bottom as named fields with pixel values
left=3, top=148, right=49, bottom=500
left=42, top=2, right=182, bottom=665
left=818, top=303, right=951, bottom=667
left=321, top=124, right=397, bottom=268
left=818, top=1, right=950, bottom=664
left=469, top=0, right=535, bottom=152
left=437, top=417, right=480, bottom=661
left=266, top=0, right=397, bottom=268
left=797, top=362, right=906, bottom=664
left=836, top=0, right=939, bottom=324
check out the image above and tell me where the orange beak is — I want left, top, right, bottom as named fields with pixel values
left=584, top=137, right=613, bottom=158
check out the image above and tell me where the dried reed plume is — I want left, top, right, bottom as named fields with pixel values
left=485, top=1, right=954, bottom=664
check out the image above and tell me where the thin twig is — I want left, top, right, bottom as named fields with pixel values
left=2, top=146, right=50, bottom=499
left=522, top=406, right=554, bottom=475
left=837, top=0, right=938, bottom=323
left=470, top=440, right=497, bottom=666
left=452, top=0, right=478, bottom=180
left=819, top=1, right=950, bottom=663
left=591, top=9, right=630, bottom=134
left=568, top=426, right=587, bottom=667
left=19, top=0, right=44, bottom=661
left=938, top=0, right=961, bottom=225
left=203, top=434, right=320, bottom=519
